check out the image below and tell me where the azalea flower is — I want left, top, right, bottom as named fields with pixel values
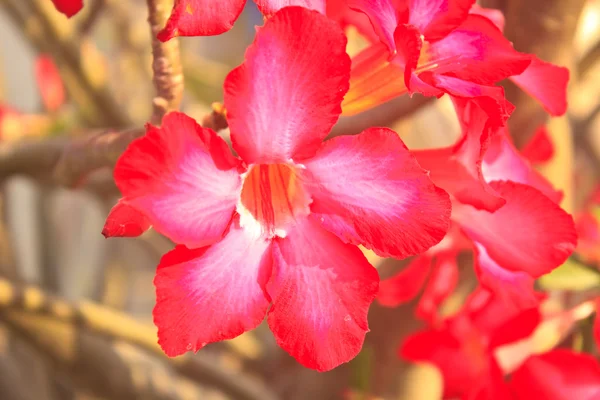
left=379, top=96, right=576, bottom=310
left=158, top=0, right=325, bottom=40
left=337, top=0, right=569, bottom=117
left=104, top=7, right=451, bottom=371
left=401, top=288, right=600, bottom=399
left=50, top=0, right=83, bottom=17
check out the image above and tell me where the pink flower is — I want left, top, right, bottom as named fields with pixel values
left=379, top=97, right=576, bottom=311
left=402, top=288, right=600, bottom=399
left=105, top=7, right=451, bottom=371
left=50, top=0, right=84, bottom=17
left=158, top=0, right=326, bottom=40
left=337, top=0, right=568, bottom=117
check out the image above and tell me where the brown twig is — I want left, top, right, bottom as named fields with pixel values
left=0, top=277, right=279, bottom=400
left=77, top=0, right=107, bottom=36
left=578, top=40, right=600, bottom=79
left=146, top=0, right=184, bottom=124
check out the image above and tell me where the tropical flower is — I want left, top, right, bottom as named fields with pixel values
left=378, top=96, right=576, bottom=310
left=337, top=0, right=569, bottom=117
left=402, top=288, right=600, bottom=399
left=50, top=0, right=83, bottom=17
left=104, top=7, right=451, bottom=371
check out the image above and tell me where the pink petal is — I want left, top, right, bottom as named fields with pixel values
left=377, top=255, right=433, bottom=307
left=114, top=112, right=242, bottom=249
left=521, top=125, right=554, bottom=164
left=35, top=55, right=65, bottom=113
left=51, top=0, right=83, bottom=17
left=303, top=127, right=451, bottom=259
left=469, top=4, right=505, bottom=32
left=224, top=7, right=350, bottom=164
left=428, top=15, right=531, bottom=84
left=326, top=0, right=379, bottom=44
left=510, top=350, right=600, bottom=400
left=102, top=200, right=151, bottom=238
left=393, top=24, right=423, bottom=90
left=483, top=131, right=562, bottom=204
left=509, top=56, right=569, bottom=116
left=267, top=217, right=379, bottom=371
left=255, top=0, right=326, bottom=16
left=486, top=301, right=541, bottom=349
left=158, top=0, right=246, bottom=40
left=408, top=0, right=476, bottom=41
left=344, top=0, right=400, bottom=52
left=594, top=299, right=600, bottom=350
left=473, top=243, right=541, bottom=310
left=453, top=180, right=577, bottom=278
left=153, top=224, right=272, bottom=357
left=416, top=251, right=459, bottom=322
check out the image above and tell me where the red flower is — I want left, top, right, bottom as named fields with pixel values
left=338, top=0, right=568, bottom=116
left=402, top=289, right=600, bottom=399
left=35, top=55, right=66, bottom=113
left=158, top=0, right=326, bottom=40
left=105, top=7, right=451, bottom=371
left=379, top=98, right=576, bottom=311
left=50, top=0, right=84, bottom=17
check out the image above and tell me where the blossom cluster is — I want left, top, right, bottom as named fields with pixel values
left=49, top=0, right=599, bottom=394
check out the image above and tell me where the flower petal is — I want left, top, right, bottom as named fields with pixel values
left=224, top=7, right=350, bottom=164
left=344, top=0, right=400, bottom=52
left=416, top=251, right=459, bottom=322
left=35, top=55, right=65, bottom=113
left=509, top=56, right=569, bottom=116
left=153, top=224, right=272, bottom=357
left=102, top=200, right=151, bottom=238
left=469, top=4, right=505, bottom=32
left=377, top=255, right=432, bottom=307
left=114, top=112, right=241, bottom=249
left=393, top=24, right=423, bottom=90
left=453, top=180, right=576, bottom=277
left=303, top=127, right=451, bottom=259
left=510, top=350, right=600, bottom=400
left=521, top=125, right=554, bottom=164
left=408, top=0, right=476, bottom=41
left=51, top=0, right=83, bottom=17
left=255, top=0, right=325, bottom=17
left=473, top=243, right=541, bottom=310
left=428, top=15, right=531, bottom=84
left=157, top=0, right=246, bottom=40
left=267, top=217, right=378, bottom=371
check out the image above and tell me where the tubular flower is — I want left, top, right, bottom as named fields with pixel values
left=408, top=98, right=575, bottom=309
left=50, top=0, right=84, bottom=17
left=338, top=0, right=569, bottom=116
left=104, top=7, right=451, bottom=371
left=402, top=289, right=600, bottom=400
left=158, top=0, right=326, bottom=40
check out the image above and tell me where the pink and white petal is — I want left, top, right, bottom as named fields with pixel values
left=377, top=255, right=433, bottom=307
left=510, top=350, right=600, bottom=400
left=255, top=0, right=325, bottom=16
left=428, top=15, right=531, bottom=84
left=157, top=0, right=246, bottom=41
left=408, top=0, right=476, bottom=41
left=469, top=4, right=505, bottom=32
left=267, top=217, right=378, bottom=371
left=114, top=112, right=242, bottom=249
left=153, top=224, right=272, bottom=357
left=509, top=56, right=569, bottom=116
left=473, top=242, right=541, bottom=310
left=102, top=200, right=151, bottom=238
left=483, top=131, right=562, bottom=204
left=224, top=7, right=350, bottom=164
left=416, top=251, right=459, bottom=323
left=51, top=0, right=83, bottom=17
left=453, top=180, right=576, bottom=278
left=303, top=128, right=451, bottom=259
left=345, top=0, right=400, bottom=52
left=521, top=125, right=554, bottom=164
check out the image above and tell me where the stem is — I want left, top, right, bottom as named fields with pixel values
left=146, top=0, right=184, bottom=124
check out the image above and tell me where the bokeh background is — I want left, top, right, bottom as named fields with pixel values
left=0, top=0, right=600, bottom=399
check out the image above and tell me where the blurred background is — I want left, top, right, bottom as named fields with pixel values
left=0, top=0, right=600, bottom=399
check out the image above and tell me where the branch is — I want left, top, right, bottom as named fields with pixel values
left=0, top=277, right=278, bottom=400
left=146, top=0, right=184, bottom=124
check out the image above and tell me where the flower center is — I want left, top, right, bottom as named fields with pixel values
left=238, top=163, right=310, bottom=238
